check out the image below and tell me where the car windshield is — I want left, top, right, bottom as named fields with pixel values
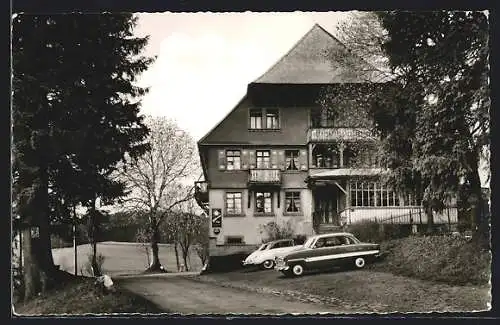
left=303, top=237, right=316, bottom=248
left=258, top=243, right=270, bottom=251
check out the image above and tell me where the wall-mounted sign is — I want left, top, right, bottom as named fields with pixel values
left=213, top=228, right=221, bottom=235
left=211, top=208, right=222, bottom=228
left=30, top=227, right=40, bottom=239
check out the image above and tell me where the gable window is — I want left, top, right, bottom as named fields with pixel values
left=285, top=150, right=299, bottom=170
left=266, top=108, right=279, bottom=129
left=226, top=150, right=241, bottom=170
left=285, top=191, right=301, bottom=213
left=256, top=150, right=271, bottom=169
left=226, top=192, right=242, bottom=215
left=250, top=108, right=263, bottom=129
left=255, top=192, right=272, bottom=213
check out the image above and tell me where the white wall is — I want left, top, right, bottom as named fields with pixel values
left=209, top=188, right=314, bottom=245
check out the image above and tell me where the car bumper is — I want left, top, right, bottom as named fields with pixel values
left=275, top=265, right=289, bottom=271
left=242, top=260, right=257, bottom=266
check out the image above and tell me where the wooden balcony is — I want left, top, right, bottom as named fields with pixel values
left=248, top=169, right=281, bottom=186
left=308, top=127, right=374, bottom=143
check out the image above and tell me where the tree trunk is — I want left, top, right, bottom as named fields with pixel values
left=91, top=240, right=101, bottom=276
left=22, top=227, right=39, bottom=300
left=22, top=167, right=57, bottom=300
left=183, top=253, right=189, bottom=272
left=147, top=224, right=165, bottom=272
left=174, top=242, right=180, bottom=271
left=88, top=200, right=102, bottom=276
left=426, top=206, right=434, bottom=234
left=467, top=159, right=489, bottom=247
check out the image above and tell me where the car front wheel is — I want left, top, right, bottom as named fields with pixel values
left=291, top=263, right=305, bottom=276
left=354, top=257, right=365, bottom=269
left=262, top=260, right=275, bottom=270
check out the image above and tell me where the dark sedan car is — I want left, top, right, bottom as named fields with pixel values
left=275, top=232, right=381, bottom=277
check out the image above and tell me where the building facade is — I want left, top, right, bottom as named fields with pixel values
left=194, top=24, right=458, bottom=258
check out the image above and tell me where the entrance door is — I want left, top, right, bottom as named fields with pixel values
left=313, top=185, right=338, bottom=225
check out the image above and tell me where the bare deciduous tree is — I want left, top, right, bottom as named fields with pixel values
left=118, top=116, right=200, bottom=272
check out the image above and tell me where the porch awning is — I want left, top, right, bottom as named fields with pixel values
left=308, top=168, right=384, bottom=179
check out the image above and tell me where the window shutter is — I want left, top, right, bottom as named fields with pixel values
left=278, top=150, right=286, bottom=170
left=218, top=150, right=226, bottom=170
left=248, top=150, right=256, bottom=169
left=271, top=150, right=278, bottom=169
left=241, top=150, right=249, bottom=170
left=299, top=149, right=308, bottom=171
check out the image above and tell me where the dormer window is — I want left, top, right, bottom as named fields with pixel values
left=266, top=109, right=279, bottom=129
left=250, top=108, right=263, bottom=129
left=249, top=108, right=280, bottom=130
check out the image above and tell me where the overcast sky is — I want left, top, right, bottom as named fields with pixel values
left=133, top=12, right=352, bottom=141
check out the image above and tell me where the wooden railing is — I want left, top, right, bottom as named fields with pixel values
left=308, top=127, right=374, bottom=142
left=248, top=169, right=281, bottom=184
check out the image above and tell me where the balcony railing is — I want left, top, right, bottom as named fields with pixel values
left=308, top=127, right=374, bottom=142
left=248, top=169, right=281, bottom=185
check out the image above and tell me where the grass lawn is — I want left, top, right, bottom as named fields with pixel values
left=52, top=242, right=202, bottom=277
left=14, top=274, right=165, bottom=315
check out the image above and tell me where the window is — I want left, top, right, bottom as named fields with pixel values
left=226, top=150, right=241, bottom=170
left=226, top=192, right=242, bottom=215
left=266, top=109, right=279, bottom=129
left=250, top=108, right=263, bottom=129
left=324, top=236, right=342, bottom=247
left=339, top=236, right=357, bottom=245
left=285, top=150, right=299, bottom=170
left=310, top=107, right=334, bottom=128
left=285, top=191, right=301, bottom=213
left=256, top=150, right=270, bottom=169
left=255, top=192, right=272, bottom=213
left=312, top=145, right=339, bottom=168
left=250, top=108, right=280, bottom=129
left=350, top=181, right=400, bottom=207
left=274, top=240, right=292, bottom=248
left=226, top=236, right=244, bottom=245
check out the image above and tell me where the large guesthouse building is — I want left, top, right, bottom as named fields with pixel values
left=194, top=24, right=458, bottom=259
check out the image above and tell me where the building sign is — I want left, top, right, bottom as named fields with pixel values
left=30, top=227, right=40, bottom=238
left=211, top=208, right=222, bottom=228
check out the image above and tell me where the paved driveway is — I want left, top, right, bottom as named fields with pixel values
left=117, top=274, right=340, bottom=314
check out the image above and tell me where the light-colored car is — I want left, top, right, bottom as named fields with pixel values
left=242, top=239, right=303, bottom=269
left=275, top=232, right=381, bottom=277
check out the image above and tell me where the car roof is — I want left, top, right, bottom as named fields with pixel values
left=311, top=232, right=356, bottom=239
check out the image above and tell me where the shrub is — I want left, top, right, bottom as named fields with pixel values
left=347, top=220, right=413, bottom=243
left=293, top=234, right=308, bottom=245
left=371, top=235, right=491, bottom=285
left=347, top=220, right=383, bottom=243
left=259, top=220, right=295, bottom=243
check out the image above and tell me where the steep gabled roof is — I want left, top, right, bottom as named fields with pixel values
left=253, top=23, right=381, bottom=84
